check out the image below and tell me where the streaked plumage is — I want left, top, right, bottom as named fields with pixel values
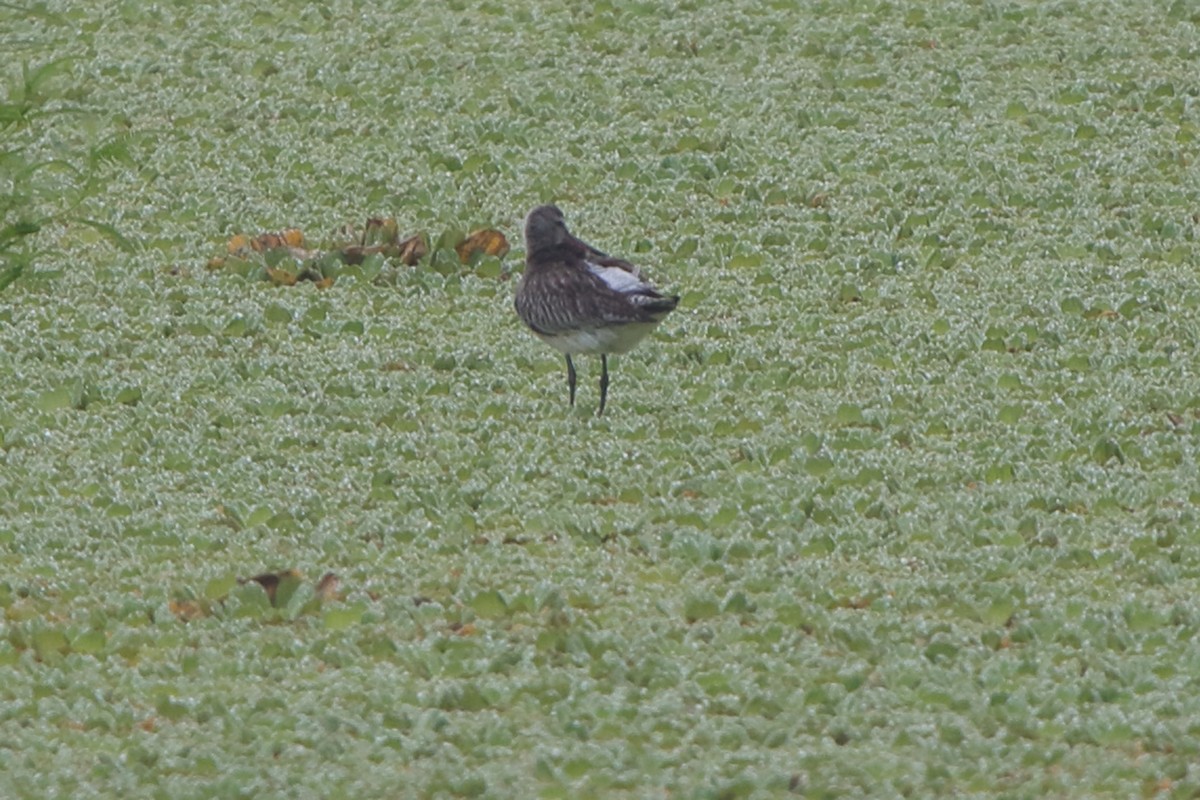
left=515, top=204, right=679, bottom=414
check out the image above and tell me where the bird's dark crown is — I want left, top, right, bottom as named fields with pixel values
left=525, top=204, right=570, bottom=255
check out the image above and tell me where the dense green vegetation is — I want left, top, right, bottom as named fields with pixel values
left=3, top=1, right=1200, bottom=797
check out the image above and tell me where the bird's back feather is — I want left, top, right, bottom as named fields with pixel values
left=516, top=244, right=678, bottom=338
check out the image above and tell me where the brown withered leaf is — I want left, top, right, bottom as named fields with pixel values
left=240, top=569, right=303, bottom=605
left=340, top=244, right=400, bottom=265
left=215, top=219, right=428, bottom=283
left=315, top=572, right=341, bottom=602
left=226, top=229, right=317, bottom=263
left=455, top=229, right=509, bottom=263
left=338, top=230, right=426, bottom=267
left=397, top=233, right=428, bottom=265
left=338, top=246, right=370, bottom=266
left=253, top=229, right=305, bottom=252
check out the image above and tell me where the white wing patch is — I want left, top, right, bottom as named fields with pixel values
left=586, top=261, right=648, bottom=294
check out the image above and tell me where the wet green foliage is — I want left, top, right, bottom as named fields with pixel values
left=1, top=57, right=133, bottom=292
left=4, top=0, right=1200, bottom=797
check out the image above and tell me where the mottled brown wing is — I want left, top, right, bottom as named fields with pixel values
left=516, top=253, right=657, bottom=337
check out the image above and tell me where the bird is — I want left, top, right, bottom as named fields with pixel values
left=514, top=204, right=679, bottom=415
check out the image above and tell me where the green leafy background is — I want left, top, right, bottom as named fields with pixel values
left=3, top=0, right=1200, bottom=797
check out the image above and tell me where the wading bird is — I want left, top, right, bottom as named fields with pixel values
left=514, top=205, right=679, bottom=415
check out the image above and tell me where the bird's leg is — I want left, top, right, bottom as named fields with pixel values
left=566, top=355, right=577, bottom=407
left=598, top=354, right=609, bottom=416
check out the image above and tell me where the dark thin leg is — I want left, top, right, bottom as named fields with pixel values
left=598, top=354, right=610, bottom=416
left=566, top=355, right=577, bottom=407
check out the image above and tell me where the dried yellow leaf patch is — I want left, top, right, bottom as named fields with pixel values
left=455, top=228, right=510, bottom=263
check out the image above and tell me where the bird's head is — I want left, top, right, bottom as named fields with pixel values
left=525, top=204, right=570, bottom=254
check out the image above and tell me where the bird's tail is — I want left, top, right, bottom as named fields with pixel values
left=641, top=294, right=680, bottom=317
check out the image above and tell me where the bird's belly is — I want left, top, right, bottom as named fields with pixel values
left=539, top=322, right=657, bottom=355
